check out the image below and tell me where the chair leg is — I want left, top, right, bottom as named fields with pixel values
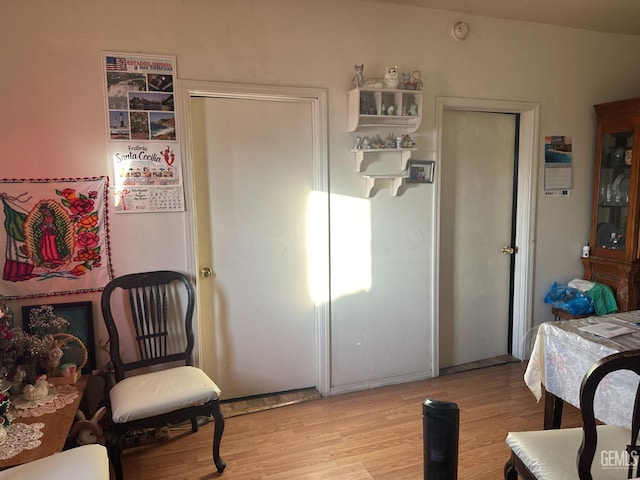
left=109, top=429, right=125, bottom=480
left=504, top=455, right=518, bottom=480
left=212, top=401, right=226, bottom=473
left=191, top=417, right=199, bottom=433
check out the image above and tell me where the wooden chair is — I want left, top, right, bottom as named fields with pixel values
left=101, top=270, right=226, bottom=480
left=504, top=349, right=640, bottom=480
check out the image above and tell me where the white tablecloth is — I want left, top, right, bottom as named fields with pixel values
left=525, top=311, right=640, bottom=428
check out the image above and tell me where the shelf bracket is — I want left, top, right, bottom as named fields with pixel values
left=363, top=175, right=407, bottom=197
left=401, top=150, right=412, bottom=170
left=392, top=176, right=404, bottom=196
left=365, top=176, right=376, bottom=197
left=355, top=150, right=365, bottom=172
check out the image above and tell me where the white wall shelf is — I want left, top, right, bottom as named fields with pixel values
left=351, top=148, right=417, bottom=172
left=348, top=88, right=422, bottom=133
left=348, top=86, right=423, bottom=196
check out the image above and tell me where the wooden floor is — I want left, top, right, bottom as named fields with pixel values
left=119, top=362, right=582, bottom=479
left=220, top=388, right=322, bottom=418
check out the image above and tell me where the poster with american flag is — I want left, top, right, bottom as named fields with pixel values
left=101, top=52, right=185, bottom=214
left=101, top=51, right=177, bottom=143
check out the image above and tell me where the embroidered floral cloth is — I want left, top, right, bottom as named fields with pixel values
left=525, top=311, right=640, bottom=428
left=0, top=177, right=113, bottom=299
left=0, top=422, right=44, bottom=460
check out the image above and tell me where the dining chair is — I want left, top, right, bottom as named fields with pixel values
left=504, top=349, right=640, bottom=480
left=100, top=270, right=225, bottom=480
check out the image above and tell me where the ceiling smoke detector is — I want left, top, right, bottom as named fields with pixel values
left=452, top=21, right=469, bottom=40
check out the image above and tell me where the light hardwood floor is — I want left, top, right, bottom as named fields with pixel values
left=119, top=362, right=582, bottom=479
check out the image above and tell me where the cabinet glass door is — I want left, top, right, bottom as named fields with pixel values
left=595, top=130, right=633, bottom=252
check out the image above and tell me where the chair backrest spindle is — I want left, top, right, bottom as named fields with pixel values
left=101, top=271, right=196, bottom=381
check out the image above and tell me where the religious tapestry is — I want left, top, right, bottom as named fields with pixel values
left=0, top=177, right=113, bottom=299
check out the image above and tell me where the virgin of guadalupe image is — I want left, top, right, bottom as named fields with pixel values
left=23, top=201, right=74, bottom=269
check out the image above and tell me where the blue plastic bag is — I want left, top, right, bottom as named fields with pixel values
left=543, top=282, right=595, bottom=316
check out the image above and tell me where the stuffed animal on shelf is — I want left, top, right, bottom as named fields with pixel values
left=69, top=406, right=107, bottom=446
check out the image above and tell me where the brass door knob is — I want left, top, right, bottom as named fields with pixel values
left=502, top=246, right=517, bottom=255
left=200, top=267, right=214, bottom=278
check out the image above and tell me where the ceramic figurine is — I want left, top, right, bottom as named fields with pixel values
left=22, top=374, right=50, bottom=401
left=69, top=406, right=107, bottom=446
left=411, top=70, right=423, bottom=90
left=362, top=66, right=400, bottom=89
left=351, top=64, right=364, bottom=89
left=402, top=72, right=412, bottom=90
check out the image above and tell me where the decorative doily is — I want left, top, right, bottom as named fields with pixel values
left=11, top=385, right=79, bottom=418
left=12, top=385, right=58, bottom=410
left=0, top=422, right=44, bottom=460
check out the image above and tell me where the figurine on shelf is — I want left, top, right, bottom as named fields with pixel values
left=354, top=136, right=363, bottom=150
left=411, top=70, right=423, bottom=90
left=401, top=72, right=413, bottom=90
left=351, top=64, right=364, bottom=89
left=383, top=133, right=396, bottom=149
left=400, top=134, right=416, bottom=148
left=369, top=134, right=385, bottom=149
left=408, top=103, right=418, bottom=116
left=362, top=66, right=400, bottom=89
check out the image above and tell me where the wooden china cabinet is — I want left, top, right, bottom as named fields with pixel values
left=583, top=97, right=640, bottom=311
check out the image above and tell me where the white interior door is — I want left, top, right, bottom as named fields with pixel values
left=439, top=110, right=516, bottom=368
left=190, top=95, right=318, bottom=399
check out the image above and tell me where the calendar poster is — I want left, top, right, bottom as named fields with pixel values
left=544, top=135, right=572, bottom=191
left=102, top=52, right=185, bottom=212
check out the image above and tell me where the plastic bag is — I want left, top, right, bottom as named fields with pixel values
left=543, top=282, right=595, bottom=316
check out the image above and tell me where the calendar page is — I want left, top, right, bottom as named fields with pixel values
left=112, top=186, right=184, bottom=213
left=544, top=165, right=572, bottom=190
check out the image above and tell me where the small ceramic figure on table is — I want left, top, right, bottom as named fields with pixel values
left=22, top=374, right=51, bottom=401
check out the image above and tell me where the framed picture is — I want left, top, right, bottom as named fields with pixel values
left=407, top=160, right=435, bottom=184
left=22, top=301, right=96, bottom=374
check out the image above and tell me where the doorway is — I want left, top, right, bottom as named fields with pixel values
left=179, top=81, right=330, bottom=398
left=439, top=110, right=517, bottom=368
left=432, top=97, right=540, bottom=375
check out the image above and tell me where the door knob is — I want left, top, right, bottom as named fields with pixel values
left=200, top=267, right=214, bottom=278
left=502, top=246, right=517, bottom=255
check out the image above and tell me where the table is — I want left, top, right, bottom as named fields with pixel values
left=525, top=312, right=640, bottom=429
left=0, top=375, right=88, bottom=470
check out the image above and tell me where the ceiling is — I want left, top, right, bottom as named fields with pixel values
left=374, top=0, right=640, bottom=36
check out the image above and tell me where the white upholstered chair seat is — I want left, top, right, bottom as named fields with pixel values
left=0, top=444, right=109, bottom=479
left=110, top=366, right=221, bottom=424
left=506, top=424, right=632, bottom=480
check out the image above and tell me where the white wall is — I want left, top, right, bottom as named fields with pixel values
left=1, top=0, right=640, bottom=392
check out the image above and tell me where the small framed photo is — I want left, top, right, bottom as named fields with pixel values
left=407, top=160, right=435, bottom=184
left=22, top=301, right=96, bottom=374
